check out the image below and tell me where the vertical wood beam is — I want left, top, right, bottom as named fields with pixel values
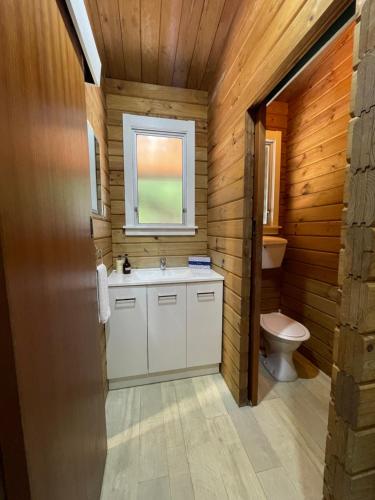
left=324, top=1, right=375, bottom=497
left=247, top=105, right=266, bottom=405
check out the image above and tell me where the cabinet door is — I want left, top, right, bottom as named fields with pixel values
left=147, top=284, right=186, bottom=373
left=187, top=282, right=223, bottom=367
left=107, top=286, right=148, bottom=379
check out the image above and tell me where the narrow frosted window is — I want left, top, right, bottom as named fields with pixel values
left=136, top=134, right=183, bottom=224
left=264, top=143, right=271, bottom=225
left=263, top=130, right=282, bottom=230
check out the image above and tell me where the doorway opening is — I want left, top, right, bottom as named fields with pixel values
left=247, top=18, right=355, bottom=407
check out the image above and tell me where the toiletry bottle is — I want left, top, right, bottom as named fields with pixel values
left=123, top=254, right=131, bottom=274
left=116, top=255, right=123, bottom=274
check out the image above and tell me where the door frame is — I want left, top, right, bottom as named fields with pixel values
left=245, top=3, right=356, bottom=406
left=246, top=106, right=266, bottom=406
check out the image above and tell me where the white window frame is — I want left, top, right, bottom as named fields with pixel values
left=87, top=120, right=99, bottom=214
left=263, top=130, right=282, bottom=232
left=123, top=114, right=196, bottom=236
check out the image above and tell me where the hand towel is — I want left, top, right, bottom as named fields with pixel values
left=97, top=263, right=111, bottom=324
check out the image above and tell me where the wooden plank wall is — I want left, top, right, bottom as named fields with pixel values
left=104, top=79, right=208, bottom=268
left=85, top=83, right=112, bottom=396
left=85, top=83, right=113, bottom=269
left=280, top=24, right=353, bottom=376
left=325, top=1, right=375, bottom=498
left=261, top=101, right=288, bottom=314
left=207, top=0, right=351, bottom=404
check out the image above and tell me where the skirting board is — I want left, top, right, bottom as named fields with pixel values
left=108, top=364, right=220, bottom=390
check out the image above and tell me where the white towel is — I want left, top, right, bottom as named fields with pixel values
left=97, top=263, right=111, bottom=324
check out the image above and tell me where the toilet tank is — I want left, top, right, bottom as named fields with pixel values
left=262, top=236, right=288, bottom=269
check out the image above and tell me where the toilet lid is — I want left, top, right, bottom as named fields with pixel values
left=260, top=312, right=310, bottom=340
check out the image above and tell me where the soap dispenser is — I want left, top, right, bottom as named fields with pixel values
left=123, top=254, right=131, bottom=274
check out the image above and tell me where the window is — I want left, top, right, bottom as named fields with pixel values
left=87, top=120, right=102, bottom=215
left=123, top=114, right=196, bottom=236
left=263, top=130, right=282, bottom=230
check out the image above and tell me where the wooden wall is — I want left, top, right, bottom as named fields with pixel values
left=261, top=101, right=288, bottom=314
left=104, top=78, right=208, bottom=268
left=207, top=0, right=351, bottom=404
left=325, top=1, right=375, bottom=497
left=85, top=84, right=113, bottom=271
left=85, top=83, right=112, bottom=396
left=280, top=24, right=353, bottom=376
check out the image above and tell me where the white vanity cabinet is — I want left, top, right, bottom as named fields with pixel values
left=106, top=267, right=224, bottom=388
left=106, top=286, right=148, bottom=379
left=187, top=282, right=223, bottom=367
left=148, top=284, right=187, bottom=373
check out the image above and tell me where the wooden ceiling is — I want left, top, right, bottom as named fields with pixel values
left=84, top=0, right=240, bottom=90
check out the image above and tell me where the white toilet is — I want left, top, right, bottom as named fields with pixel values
left=260, top=311, right=310, bottom=381
left=261, top=236, right=310, bottom=381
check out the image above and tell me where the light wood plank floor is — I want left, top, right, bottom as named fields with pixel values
left=101, top=354, right=330, bottom=500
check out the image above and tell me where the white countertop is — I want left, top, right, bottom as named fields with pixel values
left=108, top=267, right=224, bottom=287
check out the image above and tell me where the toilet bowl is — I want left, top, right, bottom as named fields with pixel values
left=260, top=311, right=310, bottom=381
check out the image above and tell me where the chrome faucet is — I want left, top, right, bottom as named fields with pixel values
left=160, top=256, right=167, bottom=270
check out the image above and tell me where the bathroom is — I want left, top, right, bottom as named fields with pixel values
left=2, top=1, right=375, bottom=500
left=259, top=21, right=354, bottom=389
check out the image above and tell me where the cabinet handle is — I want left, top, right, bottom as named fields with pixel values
left=158, top=294, right=177, bottom=301
left=115, top=297, right=136, bottom=303
left=197, top=291, right=215, bottom=297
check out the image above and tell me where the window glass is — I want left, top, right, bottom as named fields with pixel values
left=263, top=130, right=281, bottom=230
left=87, top=121, right=102, bottom=215
left=264, top=143, right=271, bottom=225
left=136, top=134, right=183, bottom=224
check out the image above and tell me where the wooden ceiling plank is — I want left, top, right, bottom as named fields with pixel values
left=84, top=0, right=107, bottom=72
left=96, top=0, right=126, bottom=80
left=200, top=0, right=240, bottom=91
left=119, top=0, right=141, bottom=82
left=140, top=0, right=162, bottom=84
left=158, top=0, right=183, bottom=86
left=87, top=0, right=240, bottom=90
left=172, top=0, right=204, bottom=88
left=187, top=0, right=226, bottom=90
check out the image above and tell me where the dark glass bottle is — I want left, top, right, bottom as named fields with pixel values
left=123, top=254, right=131, bottom=274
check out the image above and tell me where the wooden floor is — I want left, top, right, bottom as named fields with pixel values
left=100, top=354, right=330, bottom=499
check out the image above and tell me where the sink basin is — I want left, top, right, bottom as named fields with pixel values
left=133, top=268, right=191, bottom=280
left=108, top=267, right=223, bottom=287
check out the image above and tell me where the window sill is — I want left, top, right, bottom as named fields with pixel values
left=124, top=225, right=198, bottom=236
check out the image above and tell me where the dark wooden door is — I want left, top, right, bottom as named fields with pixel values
left=0, top=0, right=106, bottom=498
left=247, top=105, right=266, bottom=406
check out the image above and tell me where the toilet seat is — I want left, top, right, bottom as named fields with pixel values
left=261, top=312, right=310, bottom=341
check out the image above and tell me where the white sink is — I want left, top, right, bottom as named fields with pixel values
left=108, top=267, right=223, bottom=287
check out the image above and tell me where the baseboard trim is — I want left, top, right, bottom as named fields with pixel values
left=108, top=364, right=220, bottom=390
